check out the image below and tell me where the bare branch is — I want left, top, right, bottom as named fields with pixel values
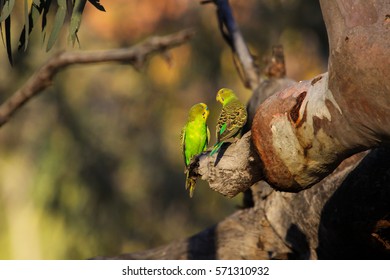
left=203, top=0, right=259, bottom=90
left=0, top=29, right=194, bottom=127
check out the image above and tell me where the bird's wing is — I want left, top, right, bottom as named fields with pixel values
left=217, top=101, right=247, bottom=142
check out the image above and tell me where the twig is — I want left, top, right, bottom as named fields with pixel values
left=202, top=0, right=259, bottom=89
left=0, top=29, right=194, bottom=127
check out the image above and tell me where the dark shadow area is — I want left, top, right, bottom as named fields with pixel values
left=242, top=188, right=254, bottom=208
left=317, top=148, right=390, bottom=259
left=187, top=225, right=217, bottom=259
left=213, top=143, right=230, bottom=167
left=286, top=224, right=311, bottom=259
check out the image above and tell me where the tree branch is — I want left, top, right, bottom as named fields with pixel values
left=0, top=29, right=194, bottom=127
left=189, top=132, right=262, bottom=197
left=203, top=0, right=259, bottom=90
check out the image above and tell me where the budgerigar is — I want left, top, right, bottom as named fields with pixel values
left=210, top=88, right=247, bottom=156
left=181, top=103, right=210, bottom=197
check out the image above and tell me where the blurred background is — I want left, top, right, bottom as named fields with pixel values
left=0, top=0, right=328, bottom=259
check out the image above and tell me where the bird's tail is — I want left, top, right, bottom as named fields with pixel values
left=185, top=172, right=197, bottom=198
left=209, top=142, right=223, bottom=156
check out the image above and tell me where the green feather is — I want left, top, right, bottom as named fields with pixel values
left=219, top=123, right=227, bottom=135
left=209, top=142, right=223, bottom=156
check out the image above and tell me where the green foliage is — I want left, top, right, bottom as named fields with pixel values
left=0, top=0, right=15, bottom=22
left=46, top=0, right=67, bottom=52
left=68, top=0, right=87, bottom=46
left=0, top=0, right=106, bottom=63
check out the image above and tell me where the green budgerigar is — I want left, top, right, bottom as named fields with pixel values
left=210, top=88, right=247, bottom=156
left=181, top=103, right=210, bottom=197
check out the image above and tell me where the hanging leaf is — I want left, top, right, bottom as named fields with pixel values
left=5, top=15, right=12, bottom=64
left=69, top=0, right=86, bottom=46
left=46, top=0, right=67, bottom=51
left=0, top=0, right=3, bottom=20
left=22, top=0, right=29, bottom=51
left=18, top=0, right=46, bottom=51
left=1, top=0, right=104, bottom=60
left=0, top=0, right=15, bottom=23
left=0, top=0, right=4, bottom=48
left=88, top=0, right=105, bottom=12
left=0, top=22, right=4, bottom=50
left=41, top=0, right=52, bottom=37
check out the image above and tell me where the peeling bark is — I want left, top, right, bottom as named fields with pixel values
left=252, top=72, right=357, bottom=191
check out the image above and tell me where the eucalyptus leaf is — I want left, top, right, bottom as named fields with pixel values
left=42, top=0, right=52, bottom=34
left=69, top=0, right=86, bottom=46
left=18, top=0, right=46, bottom=51
left=23, top=0, right=29, bottom=51
left=0, top=0, right=15, bottom=23
left=5, top=15, right=12, bottom=64
left=46, top=0, right=67, bottom=51
left=2, top=0, right=103, bottom=61
left=0, top=22, right=4, bottom=49
left=88, top=0, right=105, bottom=12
